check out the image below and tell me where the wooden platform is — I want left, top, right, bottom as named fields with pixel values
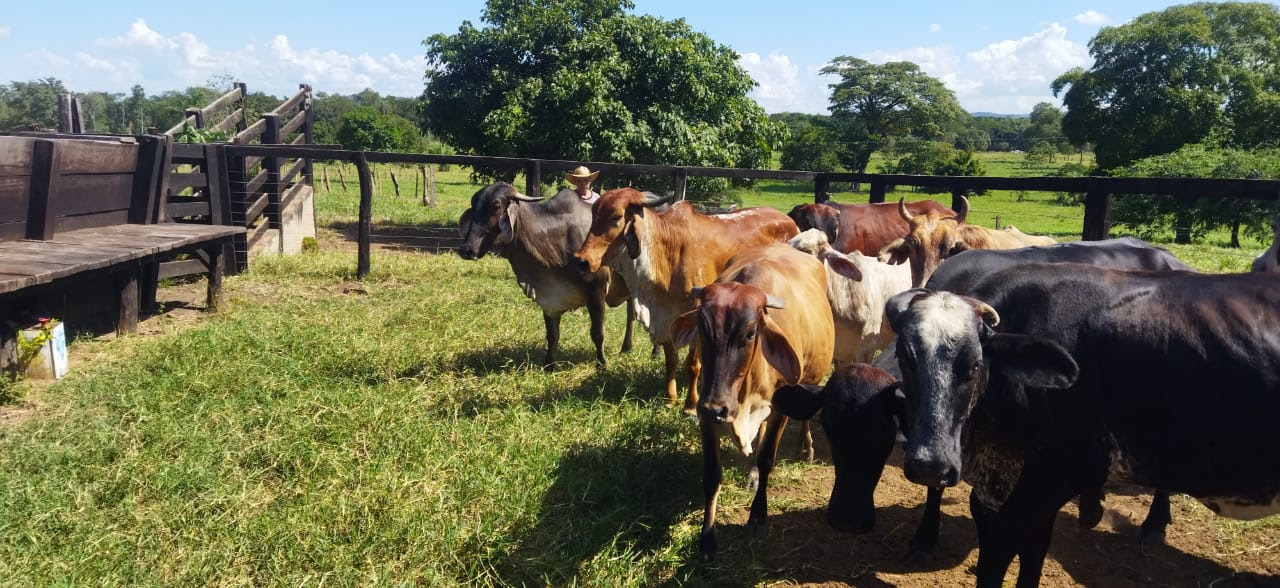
left=0, top=224, right=244, bottom=296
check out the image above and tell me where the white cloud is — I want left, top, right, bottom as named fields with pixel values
left=1074, top=10, right=1111, bottom=26
left=738, top=51, right=829, bottom=114
left=929, top=24, right=942, bottom=33
left=26, top=20, right=426, bottom=97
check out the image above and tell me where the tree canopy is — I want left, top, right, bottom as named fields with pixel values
left=820, top=57, right=964, bottom=173
left=336, top=106, right=421, bottom=152
left=1053, top=2, right=1280, bottom=170
left=421, top=0, right=783, bottom=191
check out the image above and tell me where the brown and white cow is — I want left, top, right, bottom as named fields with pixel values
left=789, top=229, right=911, bottom=365
left=668, top=242, right=834, bottom=561
left=879, top=196, right=1057, bottom=286
left=1252, top=212, right=1280, bottom=273
left=788, top=199, right=953, bottom=255
left=572, top=188, right=799, bottom=410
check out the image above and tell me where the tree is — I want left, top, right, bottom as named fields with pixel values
left=1053, top=2, right=1280, bottom=170
left=780, top=123, right=841, bottom=172
left=336, top=107, right=421, bottom=152
left=421, top=0, right=783, bottom=195
left=878, top=141, right=986, bottom=193
left=0, top=78, right=68, bottom=131
left=1024, top=102, right=1070, bottom=153
left=820, top=57, right=964, bottom=173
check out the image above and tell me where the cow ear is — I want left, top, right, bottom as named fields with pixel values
left=498, top=202, right=518, bottom=242
left=670, top=309, right=698, bottom=349
left=983, top=333, right=1079, bottom=390
left=459, top=208, right=474, bottom=237
left=623, top=220, right=641, bottom=259
left=947, top=240, right=971, bottom=257
left=772, top=384, right=824, bottom=420
left=760, top=314, right=802, bottom=385
left=879, top=238, right=909, bottom=265
left=888, top=384, right=910, bottom=435
left=885, top=288, right=930, bottom=333
left=823, top=210, right=841, bottom=243
left=822, top=250, right=863, bottom=281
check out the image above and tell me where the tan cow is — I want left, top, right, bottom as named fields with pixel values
left=572, top=188, right=799, bottom=411
left=879, top=196, right=1057, bottom=286
left=668, top=242, right=834, bottom=561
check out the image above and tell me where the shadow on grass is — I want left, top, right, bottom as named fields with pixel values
left=492, top=417, right=701, bottom=586
left=327, top=220, right=464, bottom=252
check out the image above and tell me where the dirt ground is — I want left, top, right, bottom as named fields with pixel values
left=729, top=439, right=1280, bottom=587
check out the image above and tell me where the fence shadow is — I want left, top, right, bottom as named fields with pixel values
left=327, top=220, right=464, bottom=253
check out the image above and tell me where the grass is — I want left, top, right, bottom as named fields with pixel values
left=0, top=154, right=1273, bottom=584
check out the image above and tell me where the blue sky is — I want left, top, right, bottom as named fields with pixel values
left=0, top=1, right=1187, bottom=114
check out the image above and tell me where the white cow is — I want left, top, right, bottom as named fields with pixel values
left=789, top=229, right=911, bottom=365
left=1252, top=212, right=1280, bottom=273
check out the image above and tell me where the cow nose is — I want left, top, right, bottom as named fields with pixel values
left=699, top=403, right=731, bottom=423
left=571, top=256, right=591, bottom=273
left=903, top=458, right=959, bottom=489
left=457, top=247, right=476, bottom=260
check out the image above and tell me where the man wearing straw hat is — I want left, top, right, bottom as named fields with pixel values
left=565, top=165, right=601, bottom=204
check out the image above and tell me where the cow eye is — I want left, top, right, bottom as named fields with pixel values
left=744, top=330, right=756, bottom=342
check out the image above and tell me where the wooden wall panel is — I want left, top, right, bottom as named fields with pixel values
left=58, top=140, right=138, bottom=174
left=50, top=174, right=135, bottom=217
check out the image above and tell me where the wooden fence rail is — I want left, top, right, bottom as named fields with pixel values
left=219, top=144, right=1280, bottom=280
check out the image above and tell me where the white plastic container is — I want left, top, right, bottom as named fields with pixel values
left=19, top=320, right=68, bottom=379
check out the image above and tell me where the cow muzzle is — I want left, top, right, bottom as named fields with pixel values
left=903, top=456, right=960, bottom=489
left=698, top=401, right=735, bottom=423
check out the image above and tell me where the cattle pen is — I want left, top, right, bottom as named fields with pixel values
left=215, top=143, right=1280, bottom=280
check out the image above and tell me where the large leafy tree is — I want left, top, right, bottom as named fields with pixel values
left=336, top=106, right=421, bottom=152
left=421, top=0, right=783, bottom=191
left=819, top=57, right=964, bottom=173
left=1052, top=2, right=1280, bottom=170
left=0, top=78, right=68, bottom=131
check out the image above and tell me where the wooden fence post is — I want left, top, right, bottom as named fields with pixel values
left=525, top=160, right=542, bottom=198
left=389, top=169, right=401, bottom=197
left=186, top=107, right=205, bottom=130
left=299, top=83, right=314, bottom=186
left=951, top=188, right=967, bottom=214
left=673, top=167, right=687, bottom=201
left=322, top=166, right=331, bottom=193
left=814, top=173, right=830, bottom=203
left=356, top=154, right=373, bottom=279
left=424, top=165, right=436, bottom=207
left=234, top=82, right=248, bottom=134
left=57, top=94, right=73, bottom=133
left=338, top=165, right=347, bottom=190
left=869, top=180, right=886, bottom=204
left=262, top=113, right=283, bottom=255
left=1081, top=186, right=1112, bottom=241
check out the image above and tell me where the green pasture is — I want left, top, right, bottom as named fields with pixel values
left=0, top=155, right=1272, bottom=584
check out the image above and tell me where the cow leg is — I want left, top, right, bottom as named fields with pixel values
left=586, top=292, right=607, bottom=366
left=973, top=470, right=1077, bottom=588
left=620, top=298, right=636, bottom=354
left=970, top=492, right=1017, bottom=588
left=1077, top=486, right=1105, bottom=529
left=662, top=342, right=680, bottom=406
left=698, top=414, right=723, bottom=562
left=651, top=343, right=660, bottom=359
left=747, top=411, right=789, bottom=537
left=794, top=420, right=814, bottom=462
left=683, top=346, right=701, bottom=414
left=905, top=486, right=944, bottom=565
left=1140, top=489, right=1172, bottom=545
left=542, top=312, right=562, bottom=368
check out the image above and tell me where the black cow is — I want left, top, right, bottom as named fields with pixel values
left=459, top=182, right=634, bottom=366
left=888, top=265, right=1280, bottom=588
left=773, top=237, right=1189, bottom=562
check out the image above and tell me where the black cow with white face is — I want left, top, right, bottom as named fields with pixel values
left=773, top=237, right=1189, bottom=563
left=459, top=182, right=634, bottom=366
left=888, top=265, right=1280, bottom=588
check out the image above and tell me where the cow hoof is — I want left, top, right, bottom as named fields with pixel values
left=699, top=531, right=717, bottom=562
left=748, top=518, right=769, bottom=539
left=904, top=547, right=934, bottom=567
left=1078, top=501, right=1104, bottom=530
left=1140, top=526, right=1167, bottom=546
left=795, top=446, right=815, bottom=463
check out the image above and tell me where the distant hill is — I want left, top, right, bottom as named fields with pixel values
left=971, top=111, right=1029, bottom=119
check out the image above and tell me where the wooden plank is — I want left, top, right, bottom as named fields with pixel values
left=117, top=264, right=140, bottom=334
left=0, top=177, right=31, bottom=224
left=201, top=86, right=246, bottom=120
left=53, top=173, right=134, bottom=216
left=269, top=88, right=307, bottom=117
left=157, top=258, right=207, bottom=280
left=171, top=143, right=206, bottom=160
left=136, top=135, right=169, bottom=224
left=234, top=118, right=267, bottom=144
left=27, top=140, right=60, bottom=240
left=168, top=172, right=208, bottom=192
left=356, top=153, right=372, bottom=279
left=0, top=136, right=34, bottom=176
left=166, top=201, right=210, bottom=218
left=281, top=108, right=307, bottom=139
left=55, top=210, right=132, bottom=233
left=244, top=192, right=269, bottom=224
left=245, top=168, right=268, bottom=197
left=212, top=108, right=244, bottom=133
left=57, top=95, right=73, bottom=133
left=246, top=218, right=272, bottom=250
left=164, top=115, right=198, bottom=136
left=282, top=157, right=304, bottom=186
left=0, top=220, right=27, bottom=241
left=58, top=140, right=137, bottom=174
left=209, top=144, right=236, bottom=276
left=1082, top=188, right=1113, bottom=241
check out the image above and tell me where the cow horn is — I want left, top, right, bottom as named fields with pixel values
left=955, top=195, right=970, bottom=223
left=510, top=191, right=543, bottom=202
left=641, top=191, right=678, bottom=208
left=898, top=198, right=914, bottom=222
left=976, top=301, right=1000, bottom=327
left=765, top=294, right=785, bottom=310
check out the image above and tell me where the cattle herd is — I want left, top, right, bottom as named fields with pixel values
left=458, top=182, right=1280, bottom=587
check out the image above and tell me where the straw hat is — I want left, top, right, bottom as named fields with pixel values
left=564, top=165, right=599, bottom=183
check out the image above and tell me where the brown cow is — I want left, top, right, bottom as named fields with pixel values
left=880, top=196, right=1057, bottom=286
left=669, top=242, right=835, bottom=561
left=572, top=188, right=799, bottom=410
left=788, top=199, right=953, bottom=255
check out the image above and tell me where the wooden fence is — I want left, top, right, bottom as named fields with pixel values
left=163, top=84, right=315, bottom=272
left=217, top=144, right=1280, bottom=280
